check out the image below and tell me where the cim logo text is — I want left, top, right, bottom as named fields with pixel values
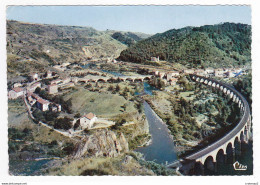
left=233, top=161, right=247, bottom=171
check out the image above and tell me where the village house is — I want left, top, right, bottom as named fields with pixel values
left=80, top=112, right=97, bottom=129
left=171, top=71, right=180, bottom=77
left=66, top=82, right=75, bottom=88
left=71, top=77, right=78, bottom=84
left=151, top=56, right=160, bottom=62
left=166, top=71, right=180, bottom=81
left=30, top=73, right=39, bottom=81
left=46, top=70, right=52, bottom=78
left=53, top=65, right=65, bottom=71
left=149, top=70, right=159, bottom=76
left=61, top=62, right=71, bottom=67
left=169, top=77, right=178, bottom=85
left=8, top=87, right=24, bottom=99
left=49, top=103, right=62, bottom=112
left=48, top=84, right=58, bottom=94
left=36, top=98, right=50, bottom=111
left=158, top=71, right=166, bottom=79
left=50, top=79, right=62, bottom=85
left=166, top=72, right=173, bottom=81
left=13, top=82, right=22, bottom=88
left=27, top=95, right=36, bottom=106
left=62, top=77, right=71, bottom=84
left=27, top=82, right=41, bottom=93
left=214, top=69, right=225, bottom=77
left=233, top=68, right=243, bottom=74
left=205, top=68, right=215, bottom=74
left=194, top=69, right=206, bottom=76
left=31, top=93, right=41, bottom=101
left=183, top=69, right=195, bottom=74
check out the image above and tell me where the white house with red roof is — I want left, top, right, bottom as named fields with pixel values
left=8, top=87, right=24, bottom=99
left=36, top=98, right=50, bottom=111
left=80, top=112, right=97, bottom=129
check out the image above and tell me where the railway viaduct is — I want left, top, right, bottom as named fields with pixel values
left=167, top=74, right=251, bottom=175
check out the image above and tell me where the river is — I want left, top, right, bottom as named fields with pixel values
left=135, top=82, right=178, bottom=164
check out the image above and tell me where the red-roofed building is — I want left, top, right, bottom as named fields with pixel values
left=8, top=87, right=24, bottom=99
left=27, top=82, right=41, bottom=93
left=80, top=112, right=97, bottom=129
left=36, top=98, right=50, bottom=111
left=169, top=77, right=178, bottom=85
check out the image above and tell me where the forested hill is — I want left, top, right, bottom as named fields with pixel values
left=118, top=23, right=251, bottom=68
left=105, top=30, right=152, bottom=46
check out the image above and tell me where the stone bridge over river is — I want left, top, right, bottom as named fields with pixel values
left=167, top=74, right=251, bottom=175
left=75, top=75, right=152, bottom=83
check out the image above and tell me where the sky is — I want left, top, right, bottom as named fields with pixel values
left=6, top=6, right=251, bottom=34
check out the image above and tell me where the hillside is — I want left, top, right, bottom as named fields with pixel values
left=118, top=23, right=251, bottom=68
left=6, top=20, right=127, bottom=77
left=106, top=30, right=152, bottom=46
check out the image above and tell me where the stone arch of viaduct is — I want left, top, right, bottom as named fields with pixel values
left=184, top=74, right=251, bottom=167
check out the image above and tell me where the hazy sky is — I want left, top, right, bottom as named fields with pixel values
left=6, top=6, right=251, bottom=34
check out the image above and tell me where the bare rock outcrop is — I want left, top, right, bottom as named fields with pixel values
left=73, top=129, right=129, bottom=158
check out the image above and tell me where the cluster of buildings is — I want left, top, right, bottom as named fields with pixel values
left=53, top=62, right=71, bottom=71
left=26, top=92, right=61, bottom=112
left=182, top=67, right=245, bottom=78
left=47, top=77, right=75, bottom=94
left=151, top=70, right=180, bottom=85
left=147, top=67, right=245, bottom=86
left=8, top=70, right=75, bottom=113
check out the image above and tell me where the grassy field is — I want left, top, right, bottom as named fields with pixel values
left=179, top=91, right=195, bottom=101
left=8, top=99, right=75, bottom=147
left=63, top=86, right=137, bottom=117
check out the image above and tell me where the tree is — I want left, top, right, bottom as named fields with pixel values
left=54, top=117, right=73, bottom=130
left=108, top=85, right=114, bottom=91
left=115, top=84, right=121, bottom=92
left=74, top=112, right=81, bottom=118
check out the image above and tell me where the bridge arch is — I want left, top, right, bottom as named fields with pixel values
left=125, top=78, right=133, bottom=82
left=240, top=131, right=245, bottom=143
left=204, top=156, right=215, bottom=172
left=134, top=78, right=143, bottom=82
left=216, top=149, right=225, bottom=164
left=97, top=79, right=106, bottom=82
left=144, top=77, right=150, bottom=81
